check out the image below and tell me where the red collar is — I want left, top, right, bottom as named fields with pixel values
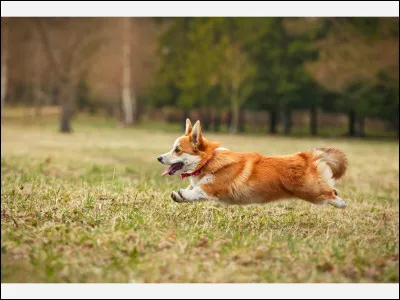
left=180, top=152, right=215, bottom=180
left=180, top=170, right=201, bottom=179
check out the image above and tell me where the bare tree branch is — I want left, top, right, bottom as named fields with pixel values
left=37, top=89, right=53, bottom=103
left=65, top=19, right=102, bottom=72
left=69, top=32, right=106, bottom=79
left=33, top=18, right=64, bottom=80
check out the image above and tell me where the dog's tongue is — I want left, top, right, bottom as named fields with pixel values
left=162, top=165, right=174, bottom=176
left=162, top=166, right=172, bottom=176
left=162, top=162, right=183, bottom=176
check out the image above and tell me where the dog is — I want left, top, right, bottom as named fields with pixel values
left=157, top=119, right=348, bottom=208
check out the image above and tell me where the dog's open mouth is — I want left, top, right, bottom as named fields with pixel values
left=162, top=162, right=184, bottom=176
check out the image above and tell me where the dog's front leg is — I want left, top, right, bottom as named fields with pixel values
left=170, top=190, right=185, bottom=203
left=169, top=183, right=194, bottom=203
left=170, top=186, right=208, bottom=203
left=179, top=186, right=209, bottom=201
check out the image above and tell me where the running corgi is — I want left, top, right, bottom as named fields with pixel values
left=157, top=119, right=348, bottom=208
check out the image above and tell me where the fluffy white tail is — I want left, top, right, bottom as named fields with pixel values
left=313, top=147, right=348, bottom=187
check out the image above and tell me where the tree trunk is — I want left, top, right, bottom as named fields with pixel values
left=34, top=91, right=42, bottom=117
left=310, top=104, right=318, bottom=136
left=132, top=90, right=138, bottom=124
left=356, top=117, right=365, bottom=137
left=348, top=110, right=356, bottom=137
left=113, top=104, right=120, bottom=121
left=59, top=79, right=75, bottom=133
left=230, top=95, right=240, bottom=134
left=227, top=110, right=232, bottom=130
left=60, top=101, right=73, bottom=133
left=104, top=104, right=113, bottom=119
left=269, top=109, right=278, bottom=134
left=1, top=19, right=8, bottom=118
left=214, top=110, right=221, bottom=132
left=200, top=107, right=211, bottom=132
left=33, top=28, right=42, bottom=117
left=283, top=106, right=292, bottom=135
left=122, top=17, right=134, bottom=126
left=239, top=109, right=245, bottom=133
left=51, top=85, right=59, bottom=106
left=88, top=104, right=96, bottom=115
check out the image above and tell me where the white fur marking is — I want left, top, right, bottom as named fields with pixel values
left=323, top=196, right=347, bottom=208
left=180, top=153, right=201, bottom=173
left=315, top=158, right=336, bottom=188
left=179, top=186, right=208, bottom=201
left=179, top=174, right=215, bottom=201
left=215, top=147, right=229, bottom=151
left=173, top=137, right=180, bottom=149
left=326, top=199, right=347, bottom=208
left=190, top=174, right=214, bottom=187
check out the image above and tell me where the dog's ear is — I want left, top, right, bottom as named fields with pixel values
left=191, top=120, right=204, bottom=148
left=185, top=118, right=192, bottom=136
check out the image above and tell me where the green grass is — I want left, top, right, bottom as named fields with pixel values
left=1, top=115, right=399, bottom=283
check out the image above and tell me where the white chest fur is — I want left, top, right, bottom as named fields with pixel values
left=190, top=174, right=214, bottom=188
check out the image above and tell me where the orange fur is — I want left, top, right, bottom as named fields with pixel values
left=163, top=119, right=349, bottom=208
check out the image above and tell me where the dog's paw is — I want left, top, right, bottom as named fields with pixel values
left=170, top=191, right=185, bottom=203
left=328, top=199, right=347, bottom=209
left=337, top=199, right=347, bottom=209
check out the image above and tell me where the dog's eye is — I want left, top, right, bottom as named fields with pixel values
left=175, top=147, right=180, bottom=153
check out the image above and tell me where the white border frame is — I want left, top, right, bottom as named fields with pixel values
left=1, top=283, right=400, bottom=299
left=1, top=1, right=399, bottom=300
left=1, top=1, right=399, bottom=17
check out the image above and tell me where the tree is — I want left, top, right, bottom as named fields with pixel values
left=309, top=17, right=399, bottom=136
left=34, top=17, right=105, bottom=133
left=84, top=18, right=158, bottom=125
left=121, top=17, right=136, bottom=126
left=158, top=18, right=259, bottom=133
left=176, top=18, right=222, bottom=131
left=218, top=38, right=255, bottom=134
left=150, top=17, right=398, bottom=138
left=237, top=17, right=281, bottom=134
left=239, top=17, right=321, bottom=135
left=148, top=18, right=193, bottom=129
left=32, top=25, right=44, bottom=117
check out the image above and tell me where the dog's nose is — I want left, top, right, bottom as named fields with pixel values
left=157, top=156, right=162, bottom=162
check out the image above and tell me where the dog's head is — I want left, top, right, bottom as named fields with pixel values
left=157, top=119, right=218, bottom=176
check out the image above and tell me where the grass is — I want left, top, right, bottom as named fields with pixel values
left=1, top=113, right=399, bottom=283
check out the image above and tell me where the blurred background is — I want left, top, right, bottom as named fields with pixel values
left=1, top=17, right=399, bottom=138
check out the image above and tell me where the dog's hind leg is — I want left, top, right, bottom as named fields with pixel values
left=323, top=196, right=347, bottom=208
left=318, top=187, right=347, bottom=208
left=300, top=187, right=347, bottom=209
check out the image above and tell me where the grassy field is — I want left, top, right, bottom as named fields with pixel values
left=1, top=114, right=399, bottom=283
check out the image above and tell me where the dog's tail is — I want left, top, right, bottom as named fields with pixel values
left=312, top=147, right=348, bottom=185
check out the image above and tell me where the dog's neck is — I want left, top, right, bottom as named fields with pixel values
left=180, top=147, right=228, bottom=179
